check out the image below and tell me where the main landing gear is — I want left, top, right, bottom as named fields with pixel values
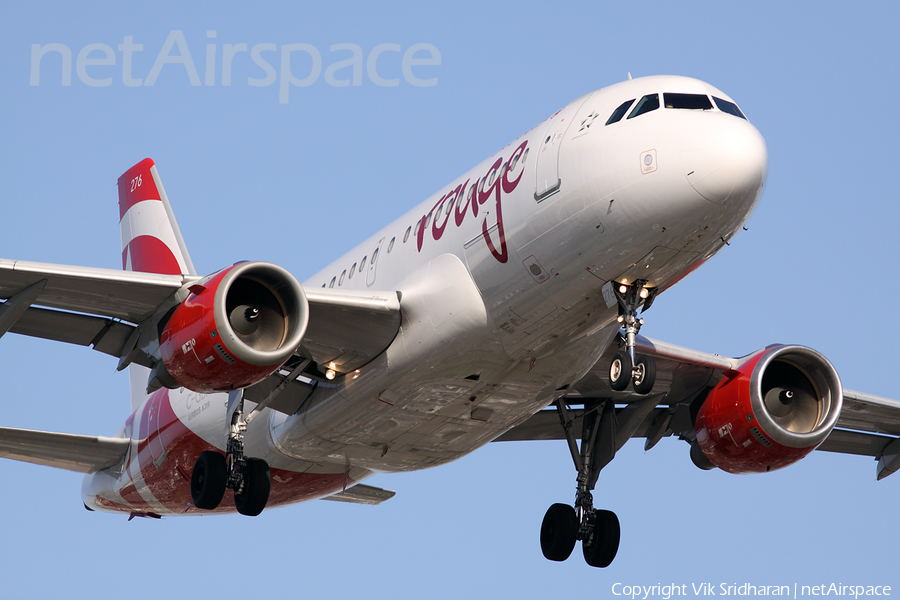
left=608, top=280, right=657, bottom=395
left=540, top=399, right=621, bottom=568
left=539, top=282, right=658, bottom=567
left=190, top=394, right=271, bottom=516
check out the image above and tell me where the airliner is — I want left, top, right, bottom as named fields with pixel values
left=2, top=75, right=898, bottom=569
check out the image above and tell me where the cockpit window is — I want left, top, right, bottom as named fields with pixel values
left=663, top=93, right=712, bottom=110
left=605, top=99, right=634, bottom=125
left=627, top=94, right=659, bottom=119
left=713, top=96, right=747, bottom=120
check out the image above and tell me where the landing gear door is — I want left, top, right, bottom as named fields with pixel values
left=533, top=94, right=592, bottom=202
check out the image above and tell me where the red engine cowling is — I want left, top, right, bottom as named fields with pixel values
left=695, top=345, right=842, bottom=474
left=159, top=262, right=309, bottom=392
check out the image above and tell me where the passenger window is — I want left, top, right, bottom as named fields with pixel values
left=414, top=219, right=421, bottom=236
left=329, top=277, right=336, bottom=288
left=627, top=94, right=660, bottom=119
left=663, top=93, right=713, bottom=110
left=339, top=270, right=346, bottom=286
left=372, top=248, right=379, bottom=264
left=388, top=237, right=395, bottom=253
left=349, top=263, right=357, bottom=278
left=446, top=196, right=455, bottom=213
left=605, top=99, right=635, bottom=125
left=403, top=226, right=411, bottom=243
left=713, top=96, right=747, bottom=120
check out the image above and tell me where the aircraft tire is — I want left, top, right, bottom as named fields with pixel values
left=540, top=503, right=578, bottom=561
left=632, top=355, right=657, bottom=395
left=191, top=451, right=227, bottom=510
left=234, top=458, right=271, bottom=517
left=582, top=509, right=620, bottom=568
left=609, top=352, right=632, bottom=391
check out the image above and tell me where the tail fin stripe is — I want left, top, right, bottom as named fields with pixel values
left=118, top=158, right=161, bottom=221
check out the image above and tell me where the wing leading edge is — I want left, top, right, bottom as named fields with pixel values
left=0, top=258, right=402, bottom=408
left=496, top=335, right=900, bottom=480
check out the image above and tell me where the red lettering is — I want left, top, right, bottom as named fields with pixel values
left=503, top=141, right=528, bottom=194
left=433, top=188, right=456, bottom=241
left=454, top=179, right=471, bottom=227
left=478, top=157, right=508, bottom=263
left=414, top=140, right=528, bottom=265
left=416, top=215, right=426, bottom=252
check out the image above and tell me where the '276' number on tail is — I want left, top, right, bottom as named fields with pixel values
left=130, top=174, right=142, bottom=192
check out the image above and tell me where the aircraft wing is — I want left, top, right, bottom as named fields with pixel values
left=495, top=335, right=900, bottom=480
left=0, top=426, right=130, bottom=473
left=0, top=258, right=402, bottom=382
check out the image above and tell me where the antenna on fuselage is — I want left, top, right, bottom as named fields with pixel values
left=627, top=72, right=632, bottom=80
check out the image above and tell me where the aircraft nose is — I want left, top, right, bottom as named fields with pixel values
left=681, top=117, right=768, bottom=205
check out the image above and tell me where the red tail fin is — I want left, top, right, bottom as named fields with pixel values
left=118, top=159, right=195, bottom=275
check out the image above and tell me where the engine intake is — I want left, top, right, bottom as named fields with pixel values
left=159, top=262, right=309, bottom=392
left=695, top=345, right=842, bottom=474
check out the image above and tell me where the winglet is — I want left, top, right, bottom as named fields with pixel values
left=118, top=159, right=196, bottom=276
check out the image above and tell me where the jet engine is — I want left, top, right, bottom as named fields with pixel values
left=694, top=345, right=842, bottom=474
left=158, top=262, right=309, bottom=392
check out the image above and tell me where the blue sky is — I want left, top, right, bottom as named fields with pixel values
left=1, top=2, right=899, bottom=598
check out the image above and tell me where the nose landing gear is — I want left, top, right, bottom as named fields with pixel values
left=608, top=280, right=657, bottom=395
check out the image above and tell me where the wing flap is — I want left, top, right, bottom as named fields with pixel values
left=0, top=426, right=130, bottom=473
left=321, top=483, right=396, bottom=505
left=9, top=306, right=138, bottom=359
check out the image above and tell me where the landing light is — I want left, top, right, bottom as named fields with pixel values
left=325, top=369, right=336, bottom=380
left=617, top=316, right=624, bottom=323
left=639, top=288, right=649, bottom=299
left=618, top=285, right=627, bottom=294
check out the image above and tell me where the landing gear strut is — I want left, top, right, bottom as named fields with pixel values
left=608, top=280, right=657, bottom=395
left=540, top=398, right=621, bottom=568
left=190, top=393, right=271, bottom=516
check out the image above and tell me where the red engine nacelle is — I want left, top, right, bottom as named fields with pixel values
left=695, top=345, right=842, bottom=474
left=159, top=262, right=309, bottom=392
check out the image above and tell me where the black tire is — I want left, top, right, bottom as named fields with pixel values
left=609, top=351, right=632, bottom=391
left=540, top=503, right=578, bottom=562
left=632, top=355, right=657, bottom=395
left=582, top=509, right=620, bottom=568
left=234, top=458, right=271, bottom=517
left=191, top=451, right=227, bottom=510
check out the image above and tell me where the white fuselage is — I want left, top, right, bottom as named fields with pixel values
left=83, top=75, right=767, bottom=514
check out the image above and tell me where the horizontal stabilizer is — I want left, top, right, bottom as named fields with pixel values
left=321, top=483, right=396, bottom=505
left=0, top=426, right=129, bottom=473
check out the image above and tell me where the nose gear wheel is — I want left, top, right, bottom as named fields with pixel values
left=607, top=280, right=657, bottom=395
